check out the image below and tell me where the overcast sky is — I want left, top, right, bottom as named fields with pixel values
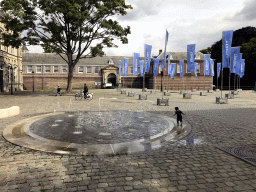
left=28, top=0, right=256, bottom=57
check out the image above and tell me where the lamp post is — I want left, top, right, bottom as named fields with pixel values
left=10, top=66, right=13, bottom=95
left=32, top=70, right=34, bottom=92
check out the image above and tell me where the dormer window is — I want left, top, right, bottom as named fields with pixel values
left=108, top=59, right=114, bottom=65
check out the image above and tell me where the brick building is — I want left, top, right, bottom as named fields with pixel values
left=22, top=51, right=213, bottom=91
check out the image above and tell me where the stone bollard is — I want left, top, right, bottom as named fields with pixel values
left=139, top=94, right=147, bottom=100
left=128, top=92, right=135, bottom=97
left=231, top=90, right=239, bottom=95
left=157, top=98, right=169, bottom=106
left=207, top=90, right=213, bottom=93
left=200, top=92, right=207, bottom=96
left=164, top=91, right=171, bottom=96
left=216, top=97, right=228, bottom=104
left=121, top=90, right=126, bottom=94
left=225, top=94, right=234, bottom=99
left=183, top=93, right=192, bottom=98
left=150, top=90, right=156, bottom=94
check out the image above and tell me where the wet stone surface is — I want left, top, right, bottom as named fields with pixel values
left=29, top=110, right=172, bottom=144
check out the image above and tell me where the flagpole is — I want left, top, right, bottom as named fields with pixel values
left=221, top=31, right=223, bottom=98
left=234, top=74, right=236, bottom=90
left=143, top=45, right=145, bottom=92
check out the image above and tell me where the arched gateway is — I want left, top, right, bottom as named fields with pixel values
left=101, top=65, right=119, bottom=88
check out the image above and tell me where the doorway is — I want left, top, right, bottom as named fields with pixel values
left=107, top=73, right=116, bottom=86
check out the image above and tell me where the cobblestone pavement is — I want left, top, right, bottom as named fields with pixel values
left=0, top=89, right=256, bottom=192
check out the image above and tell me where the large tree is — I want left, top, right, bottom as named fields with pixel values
left=1, top=0, right=132, bottom=92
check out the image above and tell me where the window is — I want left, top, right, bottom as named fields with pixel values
left=86, top=66, right=91, bottom=74
left=78, top=66, right=84, bottom=73
left=53, top=65, right=59, bottom=73
left=45, top=65, right=50, bottom=73
left=36, top=66, right=42, bottom=73
left=94, top=66, right=99, bottom=74
left=62, top=65, right=67, bottom=73
left=177, top=64, right=180, bottom=73
left=196, top=64, right=200, bottom=73
left=27, top=65, right=33, bottom=73
left=130, top=67, right=133, bottom=74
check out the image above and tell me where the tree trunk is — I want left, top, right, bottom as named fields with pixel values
left=66, top=64, right=74, bottom=93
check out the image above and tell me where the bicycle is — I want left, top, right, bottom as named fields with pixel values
left=75, top=91, right=93, bottom=100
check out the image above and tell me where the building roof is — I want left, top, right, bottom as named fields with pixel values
left=157, top=51, right=205, bottom=60
left=22, top=53, right=145, bottom=66
left=22, top=45, right=29, bottom=52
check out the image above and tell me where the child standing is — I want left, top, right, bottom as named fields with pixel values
left=172, top=107, right=185, bottom=126
left=56, top=86, right=62, bottom=96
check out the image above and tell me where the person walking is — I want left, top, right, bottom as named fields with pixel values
left=55, top=86, right=62, bottom=96
left=172, top=107, right=185, bottom=126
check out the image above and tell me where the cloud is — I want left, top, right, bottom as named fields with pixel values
left=230, top=0, right=256, bottom=21
left=117, top=0, right=163, bottom=21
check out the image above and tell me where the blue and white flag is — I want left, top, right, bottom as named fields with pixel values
left=210, top=59, right=214, bottom=76
left=140, top=61, right=144, bottom=76
left=123, top=58, right=129, bottom=76
left=241, top=59, right=245, bottom=78
left=222, top=30, right=233, bottom=68
left=144, top=44, right=152, bottom=73
left=170, top=63, right=176, bottom=79
left=133, top=53, right=140, bottom=75
left=153, top=58, right=159, bottom=76
left=161, top=51, right=166, bottom=69
left=194, top=63, right=198, bottom=77
left=204, top=54, right=210, bottom=76
left=230, top=47, right=240, bottom=73
left=187, top=44, right=195, bottom=72
left=167, top=54, right=171, bottom=75
left=180, top=60, right=184, bottom=78
left=236, top=53, right=242, bottom=76
left=119, top=60, right=122, bottom=77
left=165, top=30, right=169, bottom=45
left=217, top=63, right=221, bottom=78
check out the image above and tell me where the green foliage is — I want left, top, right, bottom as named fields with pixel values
left=241, top=37, right=256, bottom=67
left=1, top=0, right=132, bottom=91
left=199, top=47, right=212, bottom=54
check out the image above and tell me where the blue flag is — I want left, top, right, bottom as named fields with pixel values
left=187, top=44, right=195, bottom=72
left=194, top=63, right=198, bottom=77
left=222, top=30, right=233, bottom=68
left=230, top=47, right=240, bottom=73
left=210, top=59, right=214, bottom=76
left=170, top=63, right=176, bottom=79
left=204, top=54, right=210, bottom=76
left=140, top=61, right=144, bottom=76
left=119, top=60, right=122, bottom=77
left=217, top=63, right=221, bottom=78
left=133, top=53, right=140, bottom=75
left=153, top=58, right=159, bottom=76
left=161, top=51, right=166, bottom=69
left=241, top=59, right=245, bottom=78
left=165, top=30, right=169, bottom=45
left=144, top=44, right=152, bottom=73
left=123, top=58, right=129, bottom=76
left=180, top=60, right=184, bottom=77
left=236, top=53, right=242, bottom=76
left=168, top=54, right=171, bottom=75
left=168, top=63, right=171, bottom=75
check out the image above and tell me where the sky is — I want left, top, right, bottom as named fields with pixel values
left=28, top=0, right=256, bottom=57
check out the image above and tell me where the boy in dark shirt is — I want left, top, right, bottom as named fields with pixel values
left=172, top=107, right=185, bottom=126
left=56, top=86, right=61, bottom=96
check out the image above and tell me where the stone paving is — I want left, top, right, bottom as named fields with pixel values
left=0, top=89, right=256, bottom=192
